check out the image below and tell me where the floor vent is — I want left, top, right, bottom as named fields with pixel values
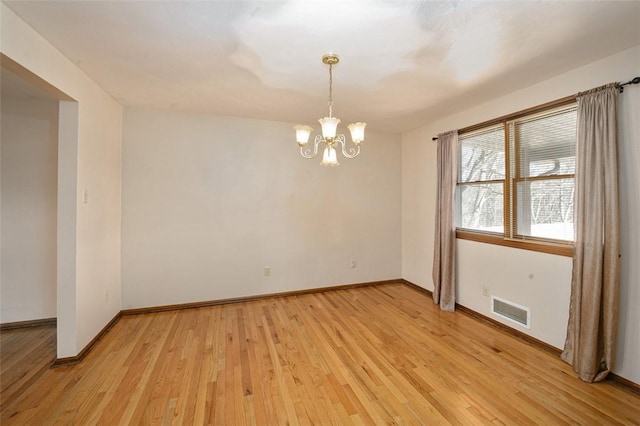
left=491, top=296, right=530, bottom=328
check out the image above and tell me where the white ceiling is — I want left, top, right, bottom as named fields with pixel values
left=4, top=0, right=640, bottom=133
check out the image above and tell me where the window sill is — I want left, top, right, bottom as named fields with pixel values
left=456, top=230, right=574, bottom=257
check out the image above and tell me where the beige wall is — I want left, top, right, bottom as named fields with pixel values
left=121, top=108, right=402, bottom=308
left=402, top=45, right=640, bottom=384
left=1, top=4, right=123, bottom=357
left=1, top=98, right=58, bottom=323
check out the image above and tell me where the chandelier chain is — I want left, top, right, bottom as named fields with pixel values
left=328, top=64, right=333, bottom=118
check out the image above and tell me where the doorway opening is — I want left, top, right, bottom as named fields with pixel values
left=1, top=55, right=78, bottom=375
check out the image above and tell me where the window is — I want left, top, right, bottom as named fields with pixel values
left=456, top=104, right=577, bottom=255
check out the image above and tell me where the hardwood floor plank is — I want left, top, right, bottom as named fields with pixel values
left=2, top=283, right=640, bottom=425
left=0, top=326, right=56, bottom=409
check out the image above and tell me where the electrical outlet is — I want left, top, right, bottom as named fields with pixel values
left=482, top=285, right=490, bottom=297
left=264, top=266, right=271, bottom=277
left=350, top=259, right=356, bottom=268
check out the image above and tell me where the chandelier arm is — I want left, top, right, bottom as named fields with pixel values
left=336, top=134, right=361, bottom=159
left=300, top=135, right=324, bottom=159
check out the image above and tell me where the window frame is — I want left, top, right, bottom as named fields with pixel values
left=455, top=97, right=577, bottom=257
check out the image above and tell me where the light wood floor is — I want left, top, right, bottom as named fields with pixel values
left=1, top=283, right=639, bottom=425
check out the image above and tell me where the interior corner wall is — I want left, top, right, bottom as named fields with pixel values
left=1, top=4, right=123, bottom=358
left=1, top=98, right=59, bottom=323
left=401, top=44, right=640, bottom=384
left=121, top=108, right=402, bottom=309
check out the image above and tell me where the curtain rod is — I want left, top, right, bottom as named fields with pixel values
left=619, top=76, right=640, bottom=92
left=431, top=76, right=640, bottom=141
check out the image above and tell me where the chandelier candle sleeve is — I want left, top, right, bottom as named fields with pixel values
left=294, top=53, right=366, bottom=166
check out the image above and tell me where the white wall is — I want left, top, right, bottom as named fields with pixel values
left=122, top=108, right=402, bottom=308
left=1, top=98, right=58, bottom=323
left=1, top=4, right=122, bottom=357
left=402, top=45, right=640, bottom=384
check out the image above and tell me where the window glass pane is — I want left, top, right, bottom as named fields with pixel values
left=459, top=127, right=505, bottom=183
left=515, top=178, right=574, bottom=241
left=517, top=108, right=577, bottom=178
left=457, top=183, right=503, bottom=233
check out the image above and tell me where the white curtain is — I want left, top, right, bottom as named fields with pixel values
left=561, top=83, right=620, bottom=383
left=432, top=131, right=458, bottom=311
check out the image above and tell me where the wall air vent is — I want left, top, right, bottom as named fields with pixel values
left=491, top=296, right=530, bottom=328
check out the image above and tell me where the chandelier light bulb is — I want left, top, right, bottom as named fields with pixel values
left=319, top=117, right=340, bottom=139
left=348, top=122, right=367, bottom=145
left=321, top=146, right=339, bottom=167
left=294, top=125, right=313, bottom=146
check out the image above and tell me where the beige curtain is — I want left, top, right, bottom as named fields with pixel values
left=432, top=130, right=458, bottom=312
left=561, top=83, right=620, bottom=383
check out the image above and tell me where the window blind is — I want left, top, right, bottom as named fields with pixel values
left=508, top=106, right=577, bottom=242
left=457, top=126, right=505, bottom=233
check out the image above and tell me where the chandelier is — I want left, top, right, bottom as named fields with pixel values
left=294, top=53, right=366, bottom=166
